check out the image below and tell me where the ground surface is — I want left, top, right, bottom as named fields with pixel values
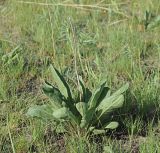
left=0, top=0, right=160, bottom=153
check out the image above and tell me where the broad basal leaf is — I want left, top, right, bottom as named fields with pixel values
left=97, top=87, right=110, bottom=105
left=97, top=95, right=124, bottom=118
left=79, top=77, right=86, bottom=101
left=52, top=107, right=80, bottom=124
left=89, top=81, right=106, bottom=109
left=89, top=126, right=95, bottom=132
left=76, top=101, right=88, bottom=127
left=79, top=77, right=92, bottom=102
left=97, top=83, right=128, bottom=112
left=76, top=102, right=88, bottom=117
left=112, top=83, right=129, bottom=97
left=84, top=107, right=96, bottom=126
left=50, top=64, right=72, bottom=99
left=52, top=107, right=69, bottom=119
left=80, top=118, right=87, bottom=128
left=104, top=121, right=119, bottom=130
left=42, top=81, right=65, bottom=109
left=26, top=105, right=54, bottom=120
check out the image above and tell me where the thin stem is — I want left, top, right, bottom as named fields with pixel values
left=7, top=114, right=16, bottom=153
left=45, top=0, right=56, bottom=58
left=17, top=1, right=130, bottom=18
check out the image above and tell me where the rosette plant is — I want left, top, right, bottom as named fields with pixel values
left=27, top=65, right=129, bottom=136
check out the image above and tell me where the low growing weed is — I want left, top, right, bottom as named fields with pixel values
left=27, top=64, right=129, bottom=138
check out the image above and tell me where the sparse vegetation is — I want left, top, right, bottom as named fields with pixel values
left=0, top=0, right=160, bottom=153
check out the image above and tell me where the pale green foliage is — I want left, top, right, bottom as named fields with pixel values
left=2, top=45, right=21, bottom=65
left=27, top=64, right=129, bottom=135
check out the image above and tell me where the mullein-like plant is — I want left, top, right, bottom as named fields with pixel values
left=27, top=65, right=129, bottom=136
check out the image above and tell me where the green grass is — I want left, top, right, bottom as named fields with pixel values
left=0, top=0, right=160, bottom=152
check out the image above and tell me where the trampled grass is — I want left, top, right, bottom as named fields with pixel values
left=0, top=0, right=160, bottom=152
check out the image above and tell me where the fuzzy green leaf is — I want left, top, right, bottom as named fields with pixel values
left=79, top=77, right=86, bottom=101
left=50, top=65, right=72, bottom=99
left=76, top=102, right=88, bottom=116
left=52, top=107, right=69, bottom=119
left=97, top=87, right=110, bottom=105
left=112, top=83, right=129, bottom=97
left=42, top=81, right=64, bottom=109
left=79, top=77, right=92, bottom=102
left=89, top=81, right=106, bottom=109
left=89, top=126, right=95, bottom=132
left=97, top=95, right=124, bottom=118
left=104, top=122, right=119, bottom=129
left=76, top=102, right=88, bottom=128
left=97, top=83, right=128, bottom=114
left=80, top=118, right=87, bottom=128
left=84, top=107, right=96, bottom=126
left=26, top=105, right=54, bottom=120
left=52, top=107, right=80, bottom=124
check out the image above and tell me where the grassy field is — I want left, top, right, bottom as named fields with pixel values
left=0, top=0, right=160, bottom=152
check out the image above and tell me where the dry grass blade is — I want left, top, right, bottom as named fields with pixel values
left=17, top=1, right=129, bottom=18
